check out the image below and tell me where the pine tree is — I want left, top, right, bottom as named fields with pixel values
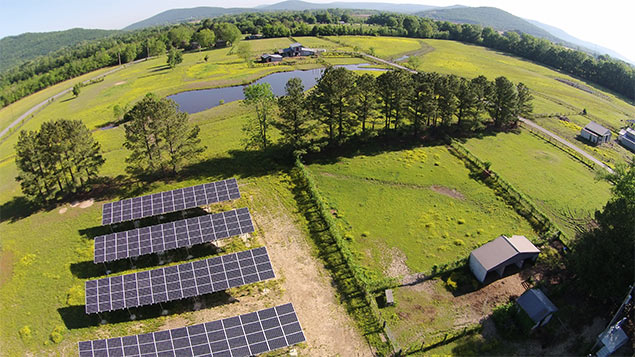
left=275, top=78, right=313, bottom=150
left=487, top=76, right=518, bottom=128
left=123, top=94, right=204, bottom=175
left=515, top=82, right=534, bottom=118
left=354, top=73, right=378, bottom=133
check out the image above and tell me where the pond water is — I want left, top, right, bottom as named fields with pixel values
left=168, top=63, right=386, bottom=114
left=395, top=55, right=409, bottom=62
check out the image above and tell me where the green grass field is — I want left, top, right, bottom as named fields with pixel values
left=463, top=130, right=612, bottom=239
left=308, top=144, right=536, bottom=277
left=0, top=35, right=630, bottom=355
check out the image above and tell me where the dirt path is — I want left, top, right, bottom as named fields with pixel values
left=157, top=190, right=370, bottom=356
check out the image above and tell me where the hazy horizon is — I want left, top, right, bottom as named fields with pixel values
left=1, top=0, right=633, bottom=63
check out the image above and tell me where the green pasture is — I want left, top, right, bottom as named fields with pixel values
left=463, top=130, right=612, bottom=239
left=326, top=35, right=427, bottom=59
left=308, top=144, right=536, bottom=277
left=410, top=39, right=634, bottom=132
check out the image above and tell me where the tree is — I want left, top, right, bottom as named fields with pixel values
left=72, top=83, right=81, bottom=97
left=167, top=47, right=183, bottom=69
left=455, top=77, right=478, bottom=127
left=235, top=41, right=252, bottom=66
left=147, top=38, right=166, bottom=57
left=14, top=120, right=104, bottom=202
left=168, top=26, right=193, bottom=48
left=515, top=82, right=533, bottom=118
left=307, top=67, right=357, bottom=144
left=487, top=76, right=518, bottom=128
left=354, top=73, right=378, bottom=133
left=123, top=94, right=204, bottom=175
left=569, top=161, right=635, bottom=302
left=437, top=74, right=459, bottom=126
left=470, top=75, right=491, bottom=124
left=377, top=70, right=412, bottom=130
left=214, top=23, right=242, bottom=45
left=275, top=78, right=312, bottom=150
left=192, top=29, right=215, bottom=48
left=242, top=83, right=276, bottom=150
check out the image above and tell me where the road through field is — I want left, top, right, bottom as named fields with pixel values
left=0, top=58, right=149, bottom=141
left=365, top=52, right=613, bottom=174
left=518, top=117, right=613, bottom=173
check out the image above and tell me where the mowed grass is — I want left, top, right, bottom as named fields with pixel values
left=413, top=39, right=634, bottom=133
left=463, top=130, right=612, bottom=239
left=308, top=145, right=536, bottom=277
left=326, top=35, right=426, bottom=59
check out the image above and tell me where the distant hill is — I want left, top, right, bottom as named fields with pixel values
left=0, top=28, right=117, bottom=72
left=417, top=6, right=561, bottom=42
left=526, top=19, right=634, bottom=64
left=257, top=0, right=439, bottom=13
left=123, top=7, right=252, bottom=31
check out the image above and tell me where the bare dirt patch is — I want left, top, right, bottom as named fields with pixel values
left=0, top=249, right=15, bottom=288
left=429, top=185, right=465, bottom=200
left=157, top=192, right=370, bottom=356
left=59, top=207, right=68, bottom=214
left=114, top=81, right=126, bottom=86
left=79, top=199, right=94, bottom=208
left=385, top=247, right=411, bottom=279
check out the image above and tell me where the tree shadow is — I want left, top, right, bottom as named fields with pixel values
left=58, top=290, right=237, bottom=330
left=0, top=196, right=40, bottom=224
left=70, top=242, right=221, bottom=279
left=61, top=96, right=77, bottom=103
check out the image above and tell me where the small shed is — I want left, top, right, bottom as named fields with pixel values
left=517, top=288, right=558, bottom=328
left=469, top=235, right=540, bottom=283
left=385, top=289, right=394, bottom=306
left=300, top=47, right=317, bottom=56
left=596, top=318, right=629, bottom=357
left=618, top=127, right=635, bottom=152
left=581, top=122, right=612, bottom=144
left=261, top=54, right=282, bottom=63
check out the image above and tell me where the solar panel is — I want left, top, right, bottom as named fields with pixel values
left=85, top=247, right=274, bottom=314
left=102, top=178, right=240, bottom=225
left=79, top=303, right=306, bottom=356
left=94, top=208, right=255, bottom=263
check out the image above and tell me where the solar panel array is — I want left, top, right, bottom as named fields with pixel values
left=102, top=178, right=240, bottom=225
left=79, top=303, right=305, bottom=357
left=94, top=208, right=254, bottom=263
left=85, top=247, right=274, bottom=314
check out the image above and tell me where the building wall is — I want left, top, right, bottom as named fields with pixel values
left=469, top=254, right=487, bottom=283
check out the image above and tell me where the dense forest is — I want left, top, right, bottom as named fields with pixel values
left=1, top=9, right=633, bottom=108
left=0, top=28, right=118, bottom=72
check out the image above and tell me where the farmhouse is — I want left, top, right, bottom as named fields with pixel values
left=517, top=288, right=558, bottom=329
left=617, top=127, right=635, bottom=152
left=261, top=54, right=283, bottom=63
left=468, top=235, right=540, bottom=283
left=580, top=121, right=612, bottom=144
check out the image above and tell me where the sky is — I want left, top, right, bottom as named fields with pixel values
left=1, top=0, right=634, bottom=62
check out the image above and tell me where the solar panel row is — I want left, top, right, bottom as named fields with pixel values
left=86, top=247, right=274, bottom=314
left=78, top=303, right=305, bottom=357
left=102, top=179, right=240, bottom=225
left=94, top=208, right=254, bottom=263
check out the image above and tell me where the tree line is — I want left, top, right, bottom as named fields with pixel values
left=242, top=67, right=533, bottom=151
left=3, top=8, right=633, bottom=109
left=2, top=9, right=632, bottom=108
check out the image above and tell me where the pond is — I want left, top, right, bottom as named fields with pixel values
left=168, top=63, right=387, bottom=114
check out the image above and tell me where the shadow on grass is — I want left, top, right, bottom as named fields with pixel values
left=58, top=290, right=236, bottom=330
left=70, top=242, right=221, bottom=279
left=0, top=175, right=143, bottom=224
left=61, top=96, right=77, bottom=103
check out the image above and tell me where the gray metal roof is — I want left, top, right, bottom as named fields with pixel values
left=470, top=235, right=539, bottom=271
left=517, top=289, right=558, bottom=324
left=584, top=121, right=611, bottom=136
left=289, top=42, right=303, bottom=48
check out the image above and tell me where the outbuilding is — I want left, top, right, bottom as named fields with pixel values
left=469, top=235, right=540, bottom=283
left=581, top=121, right=612, bottom=144
left=618, top=127, right=635, bottom=152
left=517, top=288, right=558, bottom=329
left=261, top=54, right=282, bottom=63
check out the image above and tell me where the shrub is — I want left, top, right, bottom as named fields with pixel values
left=491, top=302, right=532, bottom=340
left=19, top=326, right=31, bottom=340
left=457, top=218, right=466, bottom=224
left=361, top=231, right=370, bottom=237
left=344, top=232, right=354, bottom=241
left=50, top=326, right=64, bottom=344
left=454, top=239, right=465, bottom=246
left=66, top=285, right=84, bottom=306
